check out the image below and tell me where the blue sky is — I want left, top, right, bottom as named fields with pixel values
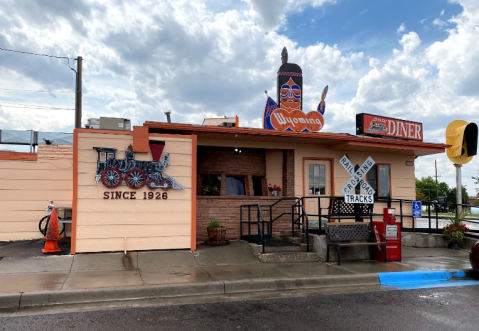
left=0, top=0, right=478, bottom=193
left=285, top=0, right=462, bottom=52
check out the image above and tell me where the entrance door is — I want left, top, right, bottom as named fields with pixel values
left=303, top=159, right=332, bottom=229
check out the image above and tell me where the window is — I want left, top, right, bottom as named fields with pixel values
left=226, top=176, right=246, bottom=195
left=367, top=164, right=390, bottom=198
left=308, top=164, right=326, bottom=195
left=201, top=174, right=221, bottom=196
left=252, top=176, right=265, bottom=196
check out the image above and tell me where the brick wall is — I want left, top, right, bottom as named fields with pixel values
left=197, top=196, right=296, bottom=242
left=197, top=146, right=267, bottom=195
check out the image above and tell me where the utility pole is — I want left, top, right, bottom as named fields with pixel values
left=74, top=56, right=83, bottom=129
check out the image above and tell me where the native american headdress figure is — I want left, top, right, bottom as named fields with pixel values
left=262, top=48, right=326, bottom=132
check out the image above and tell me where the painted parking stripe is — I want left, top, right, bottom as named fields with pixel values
left=377, top=270, right=479, bottom=290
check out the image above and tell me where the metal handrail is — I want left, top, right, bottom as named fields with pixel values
left=240, top=197, right=479, bottom=253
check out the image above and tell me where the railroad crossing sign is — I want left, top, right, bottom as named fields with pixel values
left=340, top=155, right=376, bottom=204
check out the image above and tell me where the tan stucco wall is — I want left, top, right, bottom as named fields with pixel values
left=265, top=149, right=283, bottom=197
left=198, top=138, right=417, bottom=223
left=293, top=145, right=415, bottom=223
left=0, top=145, right=73, bottom=241
left=75, top=131, right=193, bottom=253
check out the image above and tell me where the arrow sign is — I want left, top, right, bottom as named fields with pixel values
left=340, top=156, right=376, bottom=196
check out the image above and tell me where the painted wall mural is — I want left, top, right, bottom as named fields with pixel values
left=263, top=47, right=328, bottom=132
left=93, top=141, right=184, bottom=190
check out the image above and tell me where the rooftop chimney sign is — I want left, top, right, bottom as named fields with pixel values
left=262, top=47, right=328, bottom=133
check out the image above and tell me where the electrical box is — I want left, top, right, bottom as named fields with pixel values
left=372, top=208, right=401, bottom=262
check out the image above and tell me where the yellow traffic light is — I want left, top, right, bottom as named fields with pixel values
left=445, top=120, right=478, bottom=164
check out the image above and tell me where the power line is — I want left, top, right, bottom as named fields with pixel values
left=0, top=87, right=73, bottom=93
left=0, top=102, right=74, bottom=110
left=0, top=47, right=73, bottom=60
left=0, top=105, right=74, bottom=110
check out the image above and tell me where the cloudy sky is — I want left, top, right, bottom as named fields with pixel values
left=0, top=0, right=478, bottom=195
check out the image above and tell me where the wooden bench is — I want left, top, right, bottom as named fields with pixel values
left=325, top=222, right=386, bottom=265
left=324, top=198, right=373, bottom=223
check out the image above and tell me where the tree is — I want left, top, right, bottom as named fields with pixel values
left=473, top=172, right=479, bottom=195
left=415, top=176, right=436, bottom=201
left=448, top=186, right=469, bottom=204
left=415, top=176, right=468, bottom=204
left=415, top=188, right=428, bottom=201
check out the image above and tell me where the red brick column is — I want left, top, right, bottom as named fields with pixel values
left=282, top=149, right=295, bottom=197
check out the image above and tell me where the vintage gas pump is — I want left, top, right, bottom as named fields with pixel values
left=373, top=208, right=401, bottom=262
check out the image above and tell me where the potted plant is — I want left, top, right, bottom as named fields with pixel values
left=442, top=212, right=470, bottom=250
left=268, top=183, right=282, bottom=197
left=207, top=217, right=226, bottom=243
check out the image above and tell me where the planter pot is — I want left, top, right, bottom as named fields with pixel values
left=447, top=242, right=461, bottom=250
left=272, top=191, right=278, bottom=197
left=207, top=226, right=226, bottom=242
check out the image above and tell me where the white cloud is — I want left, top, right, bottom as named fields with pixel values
left=0, top=0, right=358, bottom=133
left=432, top=18, right=448, bottom=27
left=440, top=9, right=445, bottom=16
left=397, top=23, right=406, bottom=34
left=420, top=18, right=427, bottom=24
left=243, top=0, right=337, bottom=29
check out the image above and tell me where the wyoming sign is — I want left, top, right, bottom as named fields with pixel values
left=263, top=47, right=327, bottom=133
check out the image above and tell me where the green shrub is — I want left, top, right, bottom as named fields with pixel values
left=208, top=218, right=220, bottom=228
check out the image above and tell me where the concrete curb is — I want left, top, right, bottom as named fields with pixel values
left=19, top=282, right=225, bottom=308
left=0, top=274, right=381, bottom=310
left=0, top=293, right=21, bottom=309
left=224, top=274, right=380, bottom=293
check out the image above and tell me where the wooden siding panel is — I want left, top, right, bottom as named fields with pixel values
left=0, top=146, right=73, bottom=241
left=76, top=131, right=193, bottom=253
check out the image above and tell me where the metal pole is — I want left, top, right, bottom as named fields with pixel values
left=435, top=159, right=439, bottom=201
left=75, top=56, right=83, bottom=129
left=455, top=164, right=462, bottom=215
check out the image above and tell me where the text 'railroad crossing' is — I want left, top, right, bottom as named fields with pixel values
left=340, top=155, right=376, bottom=204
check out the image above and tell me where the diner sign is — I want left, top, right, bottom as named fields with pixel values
left=356, top=113, right=423, bottom=141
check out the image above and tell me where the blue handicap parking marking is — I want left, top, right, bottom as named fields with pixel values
left=412, top=201, right=422, bottom=218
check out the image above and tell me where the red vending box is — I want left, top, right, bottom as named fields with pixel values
left=372, top=208, right=401, bottom=262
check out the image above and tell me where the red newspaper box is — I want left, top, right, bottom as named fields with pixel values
left=372, top=208, right=401, bottom=262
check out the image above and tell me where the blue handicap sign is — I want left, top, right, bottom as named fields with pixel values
left=412, top=201, right=422, bottom=218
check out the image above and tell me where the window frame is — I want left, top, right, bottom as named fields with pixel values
left=225, top=175, right=249, bottom=196
left=198, top=174, right=222, bottom=196
left=367, top=163, right=392, bottom=200
left=252, top=176, right=266, bottom=196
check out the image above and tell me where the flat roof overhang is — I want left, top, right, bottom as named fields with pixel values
left=144, top=122, right=449, bottom=157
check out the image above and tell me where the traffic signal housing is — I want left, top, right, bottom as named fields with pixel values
left=445, top=120, right=478, bottom=165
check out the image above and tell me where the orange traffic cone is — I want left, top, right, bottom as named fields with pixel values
left=42, top=207, right=62, bottom=253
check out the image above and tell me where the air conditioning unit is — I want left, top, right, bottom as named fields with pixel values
left=85, top=117, right=131, bottom=131
left=218, top=122, right=235, bottom=127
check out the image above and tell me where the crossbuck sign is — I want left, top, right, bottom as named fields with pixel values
left=340, top=155, right=376, bottom=204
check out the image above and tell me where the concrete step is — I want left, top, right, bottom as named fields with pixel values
left=249, top=242, right=310, bottom=254
left=249, top=242, right=308, bottom=254
left=256, top=251, right=321, bottom=263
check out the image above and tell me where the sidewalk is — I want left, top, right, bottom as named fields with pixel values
left=0, top=240, right=475, bottom=311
